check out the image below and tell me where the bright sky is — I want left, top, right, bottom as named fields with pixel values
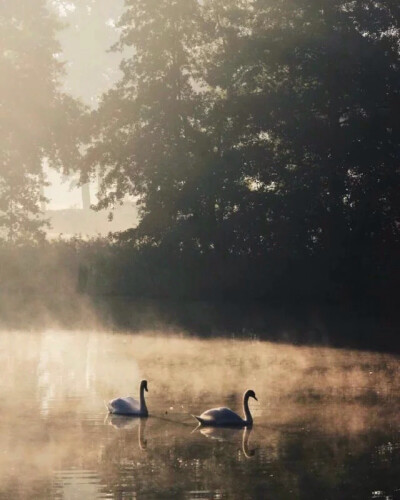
left=43, top=166, right=88, bottom=210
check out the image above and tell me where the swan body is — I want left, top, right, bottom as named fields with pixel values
left=107, top=397, right=141, bottom=415
left=195, top=407, right=246, bottom=426
left=194, top=389, right=257, bottom=427
left=108, top=379, right=149, bottom=416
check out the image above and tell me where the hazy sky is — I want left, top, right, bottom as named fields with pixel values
left=46, top=1, right=123, bottom=210
left=44, top=167, right=86, bottom=210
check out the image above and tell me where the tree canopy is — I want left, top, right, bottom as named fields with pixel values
left=1, top=0, right=399, bottom=301
left=80, top=0, right=399, bottom=299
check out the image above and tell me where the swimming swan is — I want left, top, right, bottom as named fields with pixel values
left=107, top=379, right=149, bottom=416
left=193, top=389, right=257, bottom=427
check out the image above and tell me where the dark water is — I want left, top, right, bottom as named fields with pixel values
left=1, top=330, right=400, bottom=499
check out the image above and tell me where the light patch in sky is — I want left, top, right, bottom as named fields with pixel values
left=53, top=1, right=76, bottom=17
left=43, top=167, right=85, bottom=210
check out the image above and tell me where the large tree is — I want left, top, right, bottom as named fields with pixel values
left=0, top=0, right=82, bottom=242
left=202, top=0, right=400, bottom=291
left=83, top=0, right=400, bottom=298
left=83, top=0, right=211, bottom=245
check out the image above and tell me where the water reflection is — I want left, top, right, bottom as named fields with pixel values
left=1, top=330, right=400, bottom=498
left=198, top=426, right=256, bottom=458
left=106, top=415, right=148, bottom=450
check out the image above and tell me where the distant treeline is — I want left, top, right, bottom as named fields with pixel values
left=1, top=241, right=399, bottom=351
left=0, top=239, right=396, bottom=307
left=0, top=1, right=399, bottom=307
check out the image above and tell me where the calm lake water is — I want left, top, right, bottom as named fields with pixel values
left=1, top=330, right=400, bottom=499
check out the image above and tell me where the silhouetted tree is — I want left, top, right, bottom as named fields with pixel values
left=83, top=0, right=210, bottom=247
left=207, top=0, right=400, bottom=295
left=81, top=0, right=400, bottom=301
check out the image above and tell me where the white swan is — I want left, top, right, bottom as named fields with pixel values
left=107, top=379, right=149, bottom=416
left=193, top=389, right=257, bottom=427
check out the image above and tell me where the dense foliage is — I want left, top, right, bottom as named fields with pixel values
left=0, top=0, right=399, bottom=303
left=81, top=0, right=399, bottom=301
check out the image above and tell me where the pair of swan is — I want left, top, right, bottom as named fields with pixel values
left=107, top=380, right=258, bottom=427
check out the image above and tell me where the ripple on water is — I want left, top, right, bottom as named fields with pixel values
left=52, top=469, right=111, bottom=499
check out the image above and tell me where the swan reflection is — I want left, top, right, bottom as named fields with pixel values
left=106, top=415, right=148, bottom=450
left=198, top=426, right=256, bottom=458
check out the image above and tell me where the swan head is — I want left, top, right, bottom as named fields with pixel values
left=246, top=389, right=258, bottom=401
left=141, top=379, right=148, bottom=392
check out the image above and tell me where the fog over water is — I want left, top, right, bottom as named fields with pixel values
left=1, top=330, right=400, bottom=499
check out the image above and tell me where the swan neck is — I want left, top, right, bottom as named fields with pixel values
left=140, top=383, right=148, bottom=415
left=243, top=393, right=253, bottom=425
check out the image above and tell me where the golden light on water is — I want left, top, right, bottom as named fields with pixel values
left=1, top=330, right=400, bottom=497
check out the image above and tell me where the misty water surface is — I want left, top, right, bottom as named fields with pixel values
left=1, top=330, right=400, bottom=499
